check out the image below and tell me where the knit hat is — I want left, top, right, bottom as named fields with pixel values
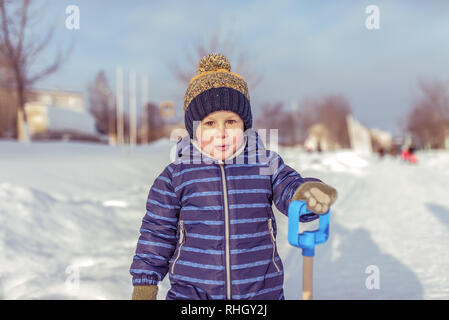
left=184, top=53, right=252, bottom=139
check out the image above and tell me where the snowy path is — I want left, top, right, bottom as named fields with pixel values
left=280, top=151, right=449, bottom=299
left=0, top=141, right=448, bottom=299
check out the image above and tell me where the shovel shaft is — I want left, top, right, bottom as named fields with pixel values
left=302, top=256, right=313, bottom=300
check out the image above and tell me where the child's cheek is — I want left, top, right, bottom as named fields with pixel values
left=200, top=128, right=216, bottom=153
left=197, top=127, right=244, bottom=159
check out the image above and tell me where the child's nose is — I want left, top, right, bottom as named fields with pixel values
left=216, top=125, right=227, bottom=138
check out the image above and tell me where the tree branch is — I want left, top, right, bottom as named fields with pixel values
left=0, top=0, right=16, bottom=60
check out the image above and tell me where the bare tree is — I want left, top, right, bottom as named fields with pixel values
left=88, top=70, right=115, bottom=135
left=255, top=102, right=298, bottom=146
left=0, top=83, right=16, bottom=138
left=0, top=0, right=70, bottom=141
left=139, top=102, right=166, bottom=143
left=406, top=78, right=449, bottom=149
left=169, top=27, right=263, bottom=93
left=299, top=94, right=352, bottom=148
left=295, top=100, right=316, bottom=144
left=317, top=94, right=352, bottom=148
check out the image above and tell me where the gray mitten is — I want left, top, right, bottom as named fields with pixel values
left=291, top=181, right=337, bottom=214
left=132, top=285, right=158, bottom=300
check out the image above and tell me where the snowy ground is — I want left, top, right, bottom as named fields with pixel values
left=1, top=139, right=448, bottom=300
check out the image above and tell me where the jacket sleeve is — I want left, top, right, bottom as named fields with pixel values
left=269, top=152, right=321, bottom=216
left=129, top=164, right=180, bottom=286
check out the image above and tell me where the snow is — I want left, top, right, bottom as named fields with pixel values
left=1, top=140, right=448, bottom=300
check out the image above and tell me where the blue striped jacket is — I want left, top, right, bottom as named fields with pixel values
left=129, top=128, right=320, bottom=300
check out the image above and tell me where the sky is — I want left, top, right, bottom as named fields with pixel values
left=29, top=0, right=449, bottom=136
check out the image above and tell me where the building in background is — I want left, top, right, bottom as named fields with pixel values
left=346, top=114, right=393, bottom=154
left=23, top=89, right=101, bottom=142
left=346, top=114, right=372, bottom=154
left=445, top=129, right=449, bottom=150
left=304, top=123, right=341, bottom=151
left=304, top=114, right=393, bottom=154
left=370, top=128, right=393, bottom=153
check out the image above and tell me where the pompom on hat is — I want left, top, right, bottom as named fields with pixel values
left=184, top=53, right=252, bottom=139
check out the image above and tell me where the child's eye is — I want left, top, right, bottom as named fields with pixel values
left=204, top=121, right=214, bottom=126
left=226, top=120, right=238, bottom=125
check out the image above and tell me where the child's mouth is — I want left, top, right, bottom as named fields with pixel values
left=215, top=145, right=229, bottom=151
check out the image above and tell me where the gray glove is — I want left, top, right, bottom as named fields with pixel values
left=291, top=181, right=337, bottom=214
left=132, top=285, right=158, bottom=300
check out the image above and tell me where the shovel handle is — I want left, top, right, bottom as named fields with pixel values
left=302, top=256, right=313, bottom=300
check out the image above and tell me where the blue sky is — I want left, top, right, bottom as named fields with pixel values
left=32, top=0, right=449, bottom=135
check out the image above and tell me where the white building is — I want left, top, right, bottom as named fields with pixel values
left=24, top=89, right=96, bottom=136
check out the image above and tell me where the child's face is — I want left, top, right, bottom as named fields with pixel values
left=195, top=111, right=245, bottom=161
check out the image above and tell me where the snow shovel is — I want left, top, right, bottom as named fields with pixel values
left=288, top=200, right=330, bottom=300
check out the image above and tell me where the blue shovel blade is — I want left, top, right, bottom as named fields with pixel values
left=288, top=200, right=330, bottom=256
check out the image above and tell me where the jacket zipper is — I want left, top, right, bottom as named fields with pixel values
left=171, top=220, right=185, bottom=274
left=268, top=218, right=281, bottom=272
left=219, top=163, right=232, bottom=300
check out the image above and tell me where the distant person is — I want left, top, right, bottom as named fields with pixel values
left=401, top=147, right=409, bottom=161
left=401, top=146, right=417, bottom=164
left=407, top=146, right=417, bottom=164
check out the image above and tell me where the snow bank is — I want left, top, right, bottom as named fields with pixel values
left=281, top=148, right=371, bottom=175
left=1, top=140, right=449, bottom=299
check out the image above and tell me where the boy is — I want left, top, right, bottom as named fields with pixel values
left=130, top=53, right=337, bottom=300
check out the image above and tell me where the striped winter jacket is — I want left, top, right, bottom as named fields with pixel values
left=129, top=128, right=320, bottom=300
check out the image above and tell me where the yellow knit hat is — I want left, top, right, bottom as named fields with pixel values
left=183, top=53, right=252, bottom=138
